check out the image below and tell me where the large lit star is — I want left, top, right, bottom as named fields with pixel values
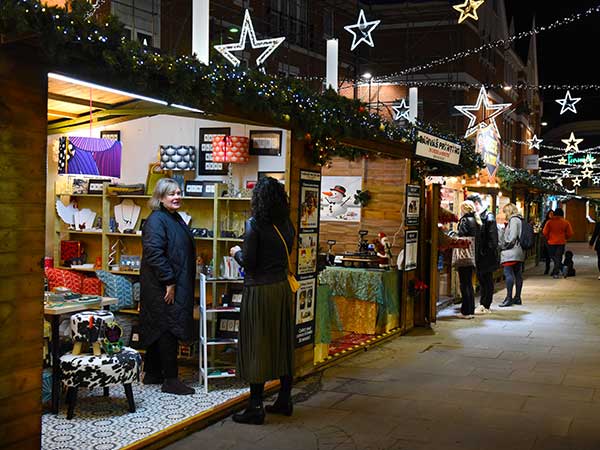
left=213, top=10, right=285, bottom=67
left=454, top=86, right=512, bottom=138
left=527, top=134, right=543, bottom=150
left=561, top=132, right=584, bottom=153
left=392, top=98, right=411, bottom=121
left=572, top=176, right=582, bottom=187
left=555, top=90, right=582, bottom=115
left=582, top=167, right=594, bottom=179
left=344, top=9, right=381, bottom=51
left=453, top=0, right=485, bottom=24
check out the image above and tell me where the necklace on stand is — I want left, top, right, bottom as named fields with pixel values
left=121, top=202, right=134, bottom=226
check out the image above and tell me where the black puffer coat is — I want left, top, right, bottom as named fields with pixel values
left=476, top=209, right=499, bottom=273
left=139, top=206, right=196, bottom=347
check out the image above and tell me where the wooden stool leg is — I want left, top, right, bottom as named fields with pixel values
left=66, top=387, right=78, bottom=420
left=103, top=387, right=109, bottom=397
left=124, top=384, right=135, bottom=413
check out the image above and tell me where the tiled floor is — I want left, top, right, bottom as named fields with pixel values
left=167, top=242, right=600, bottom=450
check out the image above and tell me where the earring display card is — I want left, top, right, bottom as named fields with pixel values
left=215, top=312, right=239, bottom=339
left=198, top=127, right=230, bottom=176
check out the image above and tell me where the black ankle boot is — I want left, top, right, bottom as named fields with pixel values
left=513, top=298, right=522, bottom=305
left=233, top=406, right=265, bottom=425
left=498, top=298, right=514, bottom=308
left=265, top=398, right=293, bottom=416
left=161, top=378, right=195, bottom=395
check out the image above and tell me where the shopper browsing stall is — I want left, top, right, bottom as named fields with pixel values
left=499, top=203, right=525, bottom=307
left=140, top=178, right=196, bottom=395
left=230, top=177, right=296, bottom=425
left=456, top=200, right=481, bottom=318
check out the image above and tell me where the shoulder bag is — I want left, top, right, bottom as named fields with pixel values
left=273, top=224, right=300, bottom=293
left=451, top=236, right=476, bottom=268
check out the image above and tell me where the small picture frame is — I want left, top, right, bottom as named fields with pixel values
left=216, top=312, right=239, bottom=338
left=184, top=180, right=204, bottom=197
left=249, top=130, right=282, bottom=156
left=87, top=179, right=106, bottom=195
left=202, top=181, right=217, bottom=197
left=100, top=130, right=121, bottom=141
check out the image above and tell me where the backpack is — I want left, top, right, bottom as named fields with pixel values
left=519, top=217, right=535, bottom=250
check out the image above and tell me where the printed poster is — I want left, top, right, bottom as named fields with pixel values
left=320, top=176, right=362, bottom=222
left=404, top=230, right=418, bottom=271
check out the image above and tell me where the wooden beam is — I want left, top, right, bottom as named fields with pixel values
left=48, top=92, right=113, bottom=109
left=47, top=109, right=78, bottom=119
left=339, top=136, right=413, bottom=159
left=48, top=115, right=150, bottom=134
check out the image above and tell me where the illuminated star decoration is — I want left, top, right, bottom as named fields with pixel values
left=392, top=98, right=411, bottom=121
left=344, top=9, right=381, bottom=51
left=561, top=132, right=584, bottom=153
left=581, top=167, right=594, bottom=179
left=527, top=134, right=543, bottom=150
left=453, top=0, right=485, bottom=24
left=572, top=176, right=582, bottom=187
left=583, top=154, right=596, bottom=169
left=561, top=168, right=571, bottom=177
left=454, top=86, right=512, bottom=138
left=558, top=157, right=567, bottom=165
left=213, top=10, right=285, bottom=67
left=555, top=90, right=582, bottom=115
left=557, top=178, right=564, bottom=186
left=593, top=176, right=600, bottom=185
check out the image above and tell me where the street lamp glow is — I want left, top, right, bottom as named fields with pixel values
left=503, top=85, right=512, bottom=91
left=541, top=121, right=548, bottom=126
left=362, top=72, right=372, bottom=80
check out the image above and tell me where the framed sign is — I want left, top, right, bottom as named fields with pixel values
left=87, top=179, right=106, bottom=195
left=249, top=130, right=282, bottom=156
left=198, top=127, right=230, bottom=176
left=405, top=184, right=421, bottom=227
left=404, top=230, right=419, bottom=271
left=184, top=180, right=204, bottom=197
left=100, top=130, right=121, bottom=141
left=202, top=181, right=217, bottom=197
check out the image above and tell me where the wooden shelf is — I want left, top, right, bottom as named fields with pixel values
left=119, top=308, right=140, bottom=315
left=57, top=193, right=103, bottom=198
left=201, top=337, right=238, bottom=346
left=111, top=194, right=151, bottom=199
left=57, top=265, right=97, bottom=272
left=194, top=237, right=213, bottom=241
left=216, top=197, right=251, bottom=201
left=110, top=269, right=140, bottom=275
left=216, top=237, right=243, bottom=242
left=56, top=230, right=103, bottom=235
left=106, top=232, right=142, bottom=237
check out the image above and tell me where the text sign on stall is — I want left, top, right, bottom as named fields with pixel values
left=415, top=131, right=461, bottom=166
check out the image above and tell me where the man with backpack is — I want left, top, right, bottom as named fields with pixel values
left=543, top=207, right=574, bottom=279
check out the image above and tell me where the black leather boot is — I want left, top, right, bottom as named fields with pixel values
left=266, top=375, right=293, bottom=416
left=232, top=406, right=265, bottom=425
left=498, top=298, right=514, bottom=308
left=161, top=378, right=195, bottom=395
left=513, top=298, right=522, bottom=305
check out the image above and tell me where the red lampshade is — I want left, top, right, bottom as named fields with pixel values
left=212, top=136, right=250, bottom=164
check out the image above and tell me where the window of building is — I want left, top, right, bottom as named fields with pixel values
left=112, top=0, right=160, bottom=48
left=323, top=8, right=334, bottom=39
left=269, top=0, right=309, bottom=48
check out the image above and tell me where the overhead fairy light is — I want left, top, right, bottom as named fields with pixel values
left=344, top=9, right=381, bottom=51
left=213, top=10, right=285, bottom=67
left=527, top=134, right=543, bottom=150
left=561, top=132, right=584, bottom=153
left=453, top=0, right=485, bottom=24
left=392, top=98, right=410, bottom=121
left=454, top=86, right=512, bottom=138
left=555, top=90, right=582, bottom=115
left=339, top=80, right=600, bottom=92
left=376, top=4, right=600, bottom=79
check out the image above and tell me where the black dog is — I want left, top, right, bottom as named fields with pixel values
left=562, top=250, right=576, bottom=278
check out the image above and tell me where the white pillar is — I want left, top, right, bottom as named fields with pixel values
left=409, top=87, right=418, bottom=123
left=326, top=39, right=339, bottom=93
left=192, top=0, right=210, bottom=65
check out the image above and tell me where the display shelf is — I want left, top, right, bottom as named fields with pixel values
left=110, top=269, right=140, bottom=276
left=57, top=193, right=103, bottom=198
left=112, top=194, right=151, bottom=199
left=194, top=237, right=213, bottom=241
left=201, top=337, right=238, bottom=345
left=207, top=278, right=244, bottom=284
left=202, top=307, right=241, bottom=313
left=216, top=197, right=251, bottom=201
left=199, top=367, right=237, bottom=379
left=119, top=308, right=140, bottom=315
left=56, top=229, right=103, bottom=235
left=57, top=265, right=97, bottom=272
left=216, top=237, right=243, bottom=243
left=106, top=232, right=142, bottom=237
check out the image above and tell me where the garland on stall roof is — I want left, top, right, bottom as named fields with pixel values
left=0, top=0, right=483, bottom=173
left=497, top=163, right=569, bottom=195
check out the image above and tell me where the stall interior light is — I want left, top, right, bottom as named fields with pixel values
left=503, top=85, right=512, bottom=91
left=541, top=121, right=548, bottom=126
left=170, top=104, right=205, bottom=113
left=498, top=191, right=503, bottom=197
left=476, top=180, right=481, bottom=186
left=362, top=72, right=373, bottom=80
left=461, top=177, right=466, bottom=185
left=48, top=73, right=169, bottom=106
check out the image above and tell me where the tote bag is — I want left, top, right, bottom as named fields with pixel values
left=452, top=236, right=476, bottom=268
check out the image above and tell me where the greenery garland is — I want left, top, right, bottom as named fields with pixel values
left=1, top=0, right=482, bottom=172
left=498, top=163, right=568, bottom=195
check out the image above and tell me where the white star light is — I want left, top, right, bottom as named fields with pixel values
left=213, top=10, right=285, bottom=67
left=555, top=90, right=582, bottom=115
left=344, top=9, right=381, bottom=51
left=558, top=157, right=567, bottom=165
left=572, top=176, right=582, bottom=187
left=527, top=134, right=543, bottom=150
left=561, top=132, right=584, bottom=153
left=392, top=98, right=411, bottom=121
left=561, top=168, right=571, bottom=177
left=583, top=154, right=596, bottom=169
left=582, top=167, right=594, bottom=179
left=557, top=178, right=564, bottom=186
left=454, top=87, right=512, bottom=138
left=592, top=176, right=600, bottom=185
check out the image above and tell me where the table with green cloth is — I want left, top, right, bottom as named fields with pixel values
left=315, top=267, right=400, bottom=344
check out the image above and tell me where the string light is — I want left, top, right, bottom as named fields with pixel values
left=338, top=80, right=600, bottom=92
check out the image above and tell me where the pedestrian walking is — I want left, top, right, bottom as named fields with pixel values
left=467, top=194, right=499, bottom=314
left=542, top=207, right=574, bottom=279
left=229, top=177, right=295, bottom=425
left=498, top=203, right=526, bottom=308
left=541, top=210, right=553, bottom=275
left=455, top=200, right=481, bottom=318
left=589, top=217, right=600, bottom=280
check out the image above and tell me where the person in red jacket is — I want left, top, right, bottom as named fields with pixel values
left=542, top=208, right=574, bottom=279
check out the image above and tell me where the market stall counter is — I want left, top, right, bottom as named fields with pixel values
left=314, top=267, right=401, bottom=362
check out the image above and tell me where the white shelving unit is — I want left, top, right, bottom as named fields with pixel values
left=198, top=273, right=239, bottom=393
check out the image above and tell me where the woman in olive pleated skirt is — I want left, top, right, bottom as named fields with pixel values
left=230, top=176, right=296, bottom=425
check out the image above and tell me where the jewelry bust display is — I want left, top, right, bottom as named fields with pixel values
left=114, top=199, right=141, bottom=233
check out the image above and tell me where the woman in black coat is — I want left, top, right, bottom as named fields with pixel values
left=230, top=177, right=295, bottom=425
left=590, top=219, right=600, bottom=280
left=457, top=200, right=481, bottom=318
left=140, top=178, right=195, bottom=395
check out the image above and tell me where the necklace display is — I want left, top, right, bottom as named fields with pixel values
left=114, top=199, right=141, bottom=233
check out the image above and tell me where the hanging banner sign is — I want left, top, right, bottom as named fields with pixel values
left=476, top=126, right=500, bottom=178
left=415, top=131, right=461, bottom=166
left=523, top=154, right=539, bottom=170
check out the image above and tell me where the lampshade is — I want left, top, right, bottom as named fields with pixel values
left=212, top=136, right=249, bottom=164
left=159, top=145, right=196, bottom=171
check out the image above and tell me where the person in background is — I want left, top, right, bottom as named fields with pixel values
left=589, top=214, right=600, bottom=280
left=541, top=210, right=554, bottom=275
left=499, top=203, right=525, bottom=308
left=140, top=178, right=195, bottom=395
left=229, top=177, right=295, bottom=425
left=456, top=200, right=481, bottom=318
left=467, top=194, right=499, bottom=314
left=543, top=207, right=574, bottom=279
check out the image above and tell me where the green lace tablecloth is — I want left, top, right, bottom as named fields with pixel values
left=315, top=267, right=400, bottom=344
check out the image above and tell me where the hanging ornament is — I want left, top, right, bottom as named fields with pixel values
left=561, top=132, right=584, bottom=153
left=555, top=90, right=581, bottom=115
left=453, top=0, right=485, bottom=24
left=454, top=86, right=512, bottom=138
left=344, top=10, right=381, bottom=51
left=213, top=10, right=285, bottom=67
left=526, top=134, right=543, bottom=150
left=392, top=98, right=411, bottom=121
left=572, top=176, right=582, bottom=187
left=581, top=167, right=594, bottom=179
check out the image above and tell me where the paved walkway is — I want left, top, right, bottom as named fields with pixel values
left=167, top=243, right=600, bottom=450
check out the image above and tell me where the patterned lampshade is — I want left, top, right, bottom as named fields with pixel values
left=159, top=145, right=196, bottom=171
left=212, top=136, right=250, bottom=164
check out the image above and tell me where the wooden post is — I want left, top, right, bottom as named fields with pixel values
left=0, top=40, right=47, bottom=450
